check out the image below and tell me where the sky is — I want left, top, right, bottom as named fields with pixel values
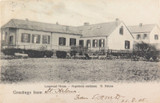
left=0, top=0, right=160, bottom=27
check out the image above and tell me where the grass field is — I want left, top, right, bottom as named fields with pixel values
left=1, top=58, right=160, bottom=83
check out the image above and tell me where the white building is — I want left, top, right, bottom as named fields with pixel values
left=128, top=23, right=160, bottom=49
left=1, top=19, right=81, bottom=51
left=1, top=19, right=134, bottom=53
left=78, top=20, right=134, bottom=52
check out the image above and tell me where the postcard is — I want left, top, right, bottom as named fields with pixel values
left=0, top=0, right=160, bottom=103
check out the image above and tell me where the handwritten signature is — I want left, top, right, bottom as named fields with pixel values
left=44, top=87, right=146, bottom=103
left=74, top=94, right=146, bottom=103
left=45, top=87, right=77, bottom=94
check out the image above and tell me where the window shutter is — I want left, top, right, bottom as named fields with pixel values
left=155, top=35, right=159, bottom=40
left=21, top=34, right=24, bottom=42
left=99, top=39, right=101, bottom=47
left=128, top=41, right=130, bottom=49
left=120, top=26, right=123, bottom=35
left=32, top=35, right=34, bottom=43
left=74, top=39, right=76, bottom=45
left=79, top=40, right=84, bottom=47
left=93, top=40, right=95, bottom=47
left=125, top=41, right=130, bottom=49
left=70, top=38, right=72, bottom=46
left=95, top=40, right=97, bottom=47
left=48, top=36, right=50, bottom=44
left=38, top=35, right=40, bottom=43
left=64, top=38, right=66, bottom=45
left=59, top=38, right=61, bottom=45
left=87, top=40, right=91, bottom=47
left=102, top=39, right=105, bottom=47
left=28, top=34, right=30, bottom=43
left=86, top=40, right=88, bottom=47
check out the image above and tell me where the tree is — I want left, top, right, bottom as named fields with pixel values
left=133, top=42, right=159, bottom=61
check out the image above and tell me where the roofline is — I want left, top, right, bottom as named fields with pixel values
left=80, top=21, right=123, bottom=38
left=22, top=28, right=82, bottom=36
left=122, top=21, right=134, bottom=39
left=76, top=20, right=123, bottom=28
left=106, top=21, right=123, bottom=38
left=1, top=19, right=82, bottom=36
left=127, top=24, right=157, bottom=34
left=1, top=19, right=15, bottom=29
left=3, top=27, right=82, bottom=36
left=130, top=31, right=151, bottom=33
left=81, top=35, right=108, bottom=38
left=155, top=24, right=160, bottom=30
left=10, top=18, right=77, bottom=27
left=128, top=24, right=156, bottom=27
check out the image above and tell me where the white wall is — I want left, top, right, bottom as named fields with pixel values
left=17, top=29, right=52, bottom=50
left=51, top=33, right=81, bottom=51
left=1, top=28, right=11, bottom=45
left=149, top=25, right=160, bottom=50
left=149, top=25, right=160, bottom=44
left=17, top=29, right=81, bottom=51
left=107, top=23, right=134, bottom=51
left=132, top=32, right=150, bottom=43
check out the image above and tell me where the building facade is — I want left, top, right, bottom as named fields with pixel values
left=128, top=24, right=160, bottom=49
left=79, top=21, right=134, bottom=52
left=1, top=19, right=137, bottom=53
left=1, top=19, right=81, bottom=51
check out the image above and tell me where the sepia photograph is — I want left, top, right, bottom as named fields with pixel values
left=0, top=0, right=160, bottom=103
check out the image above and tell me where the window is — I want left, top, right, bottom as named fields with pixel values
left=86, top=40, right=91, bottom=47
left=32, top=34, right=40, bottom=43
left=125, top=40, right=130, bottom=49
left=9, top=36, right=13, bottom=44
left=93, top=39, right=98, bottom=47
left=2, top=31, right=6, bottom=40
left=59, top=37, right=66, bottom=46
left=137, top=34, right=141, bottom=40
left=154, top=34, right=159, bottom=40
left=119, top=26, right=123, bottom=35
left=70, top=38, right=76, bottom=46
left=79, top=40, right=84, bottom=47
left=2, top=34, right=5, bottom=40
left=143, top=34, right=147, bottom=39
left=21, top=33, right=30, bottom=43
left=42, top=35, right=50, bottom=44
left=99, top=39, right=105, bottom=47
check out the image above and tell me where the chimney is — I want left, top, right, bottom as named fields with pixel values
left=56, top=22, right=59, bottom=25
left=65, top=26, right=69, bottom=31
left=115, top=18, right=119, bottom=22
left=115, top=18, right=120, bottom=25
left=139, top=23, right=143, bottom=27
left=25, top=18, right=29, bottom=21
left=84, top=22, right=89, bottom=26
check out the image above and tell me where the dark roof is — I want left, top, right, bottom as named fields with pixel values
left=1, top=19, right=123, bottom=37
left=2, top=19, right=81, bottom=35
left=128, top=24, right=156, bottom=33
left=77, top=21, right=121, bottom=37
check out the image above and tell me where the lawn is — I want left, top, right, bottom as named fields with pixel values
left=1, top=58, right=160, bottom=83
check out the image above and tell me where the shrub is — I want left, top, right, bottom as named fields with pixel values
left=26, top=50, right=45, bottom=58
left=45, top=50, right=54, bottom=57
left=134, top=42, right=159, bottom=61
left=70, top=50, right=77, bottom=57
left=2, top=48, right=22, bottom=55
left=56, top=51, right=67, bottom=58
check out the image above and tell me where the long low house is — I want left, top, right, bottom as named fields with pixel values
left=1, top=19, right=159, bottom=57
left=1, top=19, right=81, bottom=51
